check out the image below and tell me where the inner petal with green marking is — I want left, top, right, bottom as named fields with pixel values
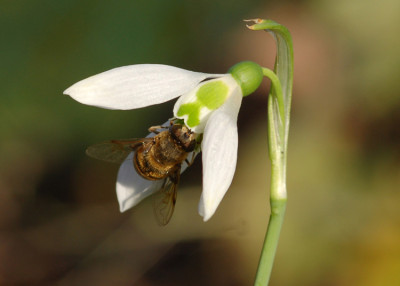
left=176, top=101, right=202, bottom=127
left=173, top=75, right=241, bottom=133
left=196, top=81, right=228, bottom=109
left=176, top=80, right=229, bottom=128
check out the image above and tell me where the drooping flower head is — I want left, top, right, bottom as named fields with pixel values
left=64, top=61, right=263, bottom=221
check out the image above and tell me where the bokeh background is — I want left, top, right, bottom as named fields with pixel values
left=1, top=0, right=399, bottom=285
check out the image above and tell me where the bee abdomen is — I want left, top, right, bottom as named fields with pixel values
left=134, top=144, right=173, bottom=180
left=133, top=130, right=189, bottom=181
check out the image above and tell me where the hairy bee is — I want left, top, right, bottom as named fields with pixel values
left=86, top=121, right=197, bottom=225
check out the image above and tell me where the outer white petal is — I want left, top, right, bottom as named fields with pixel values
left=116, top=152, right=163, bottom=212
left=64, top=64, right=223, bottom=110
left=116, top=121, right=199, bottom=212
left=199, top=86, right=242, bottom=221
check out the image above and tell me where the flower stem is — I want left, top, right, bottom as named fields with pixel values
left=246, top=19, right=294, bottom=286
left=255, top=198, right=286, bottom=286
left=254, top=85, right=287, bottom=285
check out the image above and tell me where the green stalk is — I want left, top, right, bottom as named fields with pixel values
left=246, top=19, right=294, bottom=286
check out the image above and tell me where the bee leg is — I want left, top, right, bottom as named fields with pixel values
left=168, top=167, right=181, bottom=185
left=185, top=152, right=197, bottom=166
left=148, top=125, right=169, bottom=134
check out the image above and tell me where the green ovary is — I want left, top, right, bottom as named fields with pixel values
left=196, top=81, right=228, bottom=109
left=177, top=102, right=202, bottom=127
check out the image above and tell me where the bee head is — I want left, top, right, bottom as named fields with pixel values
left=170, top=124, right=197, bottom=152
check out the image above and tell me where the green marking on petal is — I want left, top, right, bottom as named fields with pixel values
left=177, top=102, right=202, bottom=127
left=196, top=81, right=228, bottom=110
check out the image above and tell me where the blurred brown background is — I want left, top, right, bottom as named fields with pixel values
left=1, top=0, right=399, bottom=285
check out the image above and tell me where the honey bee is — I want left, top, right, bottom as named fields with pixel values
left=86, top=120, right=198, bottom=225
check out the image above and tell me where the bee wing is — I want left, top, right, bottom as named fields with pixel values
left=86, top=138, right=151, bottom=164
left=152, top=169, right=180, bottom=226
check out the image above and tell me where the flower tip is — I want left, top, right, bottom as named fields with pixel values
left=243, top=18, right=263, bottom=29
left=245, top=24, right=255, bottom=30
left=63, top=85, right=78, bottom=99
left=243, top=19, right=256, bottom=30
left=198, top=198, right=213, bottom=222
left=119, top=203, right=127, bottom=213
left=118, top=198, right=131, bottom=212
left=243, top=18, right=261, bottom=23
left=198, top=194, right=222, bottom=222
left=63, top=87, right=71, bottom=96
left=199, top=207, right=214, bottom=222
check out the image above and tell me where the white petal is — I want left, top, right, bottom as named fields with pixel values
left=116, top=121, right=200, bottom=212
left=64, top=64, right=223, bottom=110
left=199, top=87, right=242, bottom=221
left=116, top=152, right=163, bottom=212
left=116, top=124, right=162, bottom=212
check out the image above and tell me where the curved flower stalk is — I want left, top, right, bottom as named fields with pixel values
left=65, top=18, right=293, bottom=286
left=65, top=62, right=263, bottom=221
left=246, top=19, right=294, bottom=286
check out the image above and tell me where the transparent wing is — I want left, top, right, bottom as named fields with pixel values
left=86, top=138, right=150, bottom=164
left=152, top=169, right=180, bottom=226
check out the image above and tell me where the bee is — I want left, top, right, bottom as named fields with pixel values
left=86, top=120, right=198, bottom=225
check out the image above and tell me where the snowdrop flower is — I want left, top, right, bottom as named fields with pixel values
left=64, top=62, right=263, bottom=221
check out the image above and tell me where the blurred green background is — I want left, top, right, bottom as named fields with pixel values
left=1, top=0, right=399, bottom=285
